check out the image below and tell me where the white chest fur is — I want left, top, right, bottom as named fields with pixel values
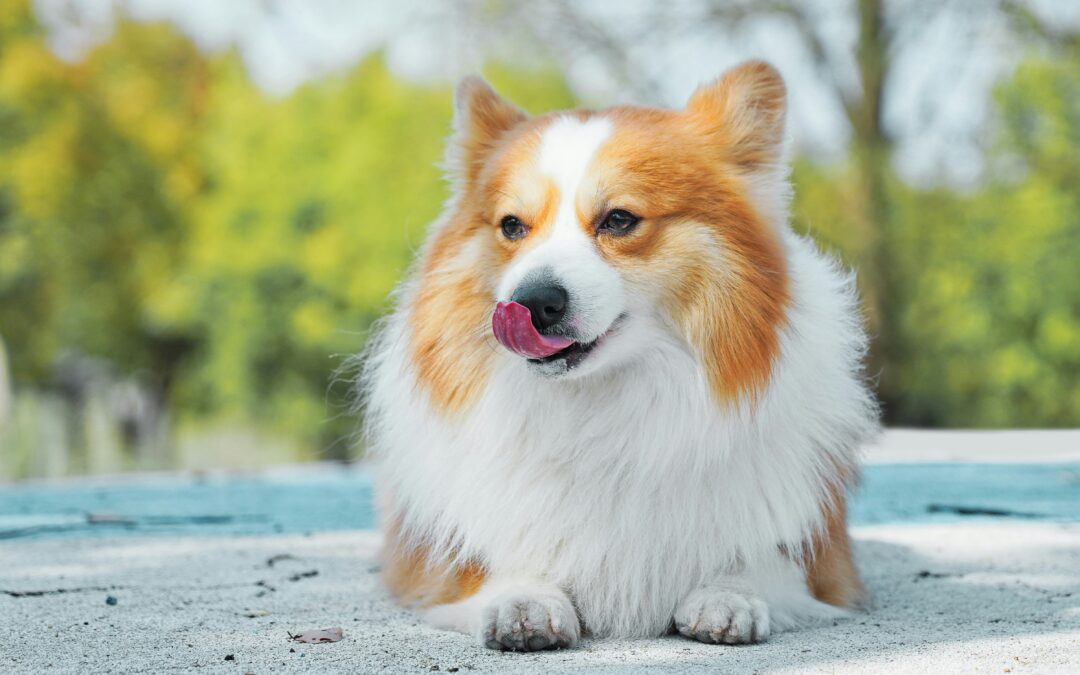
left=364, top=232, right=878, bottom=636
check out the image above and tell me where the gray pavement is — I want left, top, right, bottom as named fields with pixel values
left=2, top=522, right=1079, bottom=673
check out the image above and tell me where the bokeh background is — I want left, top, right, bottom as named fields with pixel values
left=0, top=0, right=1077, bottom=479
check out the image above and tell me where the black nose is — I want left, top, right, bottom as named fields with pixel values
left=512, top=283, right=568, bottom=331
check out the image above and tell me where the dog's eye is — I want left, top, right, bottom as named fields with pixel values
left=598, top=209, right=640, bottom=235
left=500, top=215, right=527, bottom=241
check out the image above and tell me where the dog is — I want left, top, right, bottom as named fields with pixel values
left=360, top=60, right=879, bottom=651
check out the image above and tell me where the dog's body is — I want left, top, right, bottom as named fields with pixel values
left=362, top=61, right=878, bottom=650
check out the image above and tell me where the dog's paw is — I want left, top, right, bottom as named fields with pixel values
left=479, top=588, right=580, bottom=651
left=674, top=586, right=770, bottom=644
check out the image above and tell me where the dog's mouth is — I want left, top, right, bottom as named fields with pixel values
left=527, top=335, right=600, bottom=368
left=491, top=301, right=622, bottom=369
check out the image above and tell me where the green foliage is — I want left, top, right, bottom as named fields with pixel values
left=888, top=57, right=1080, bottom=426
left=0, top=4, right=204, bottom=386
left=175, top=57, right=577, bottom=453
left=0, top=5, right=581, bottom=461
left=170, top=55, right=449, bottom=451
left=792, top=55, right=1080, bottom=427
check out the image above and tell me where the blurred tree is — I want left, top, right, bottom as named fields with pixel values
left=0, top=0, right=206, bottom=394
left=888, top=54, right=1080, bottom=426
left=0, top=1, right=578, bottom=461
left=792, top=49, right=1080, bottom=427
left=174, top=55, right=575, bottom=455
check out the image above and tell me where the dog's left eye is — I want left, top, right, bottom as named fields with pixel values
left=500, top=215, right=527, bottom=241
left=598, top=209, right=640, bottom=235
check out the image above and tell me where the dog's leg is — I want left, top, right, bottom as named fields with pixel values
left=675, top=552, right=852, bottom=645
left=425, top=577, right=580, bottom=651
left=806, top=488, right=867, bottom=608
left=673, top=574, right=770, bottom=644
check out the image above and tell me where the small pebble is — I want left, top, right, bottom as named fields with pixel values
left=105, top=596, right=118, bottom=606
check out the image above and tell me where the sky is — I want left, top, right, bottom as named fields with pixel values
left=31, top=0, right=1079, bottom=187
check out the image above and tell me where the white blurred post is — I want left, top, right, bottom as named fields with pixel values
left=0, top=334, right=10, bottom=430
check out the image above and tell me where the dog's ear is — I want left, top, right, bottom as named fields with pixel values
left=685, top=60, right=786, bottom=173
left=449, top=77, right=528, bottom=185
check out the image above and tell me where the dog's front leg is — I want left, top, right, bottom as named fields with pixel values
left=674, top=575, right=770, bottom=645
left=425, top=577, right=581, bottom=651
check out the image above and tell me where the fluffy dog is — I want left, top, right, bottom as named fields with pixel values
left=361, top=60, right=878, bottom=651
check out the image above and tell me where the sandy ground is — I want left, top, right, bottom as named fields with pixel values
left=2, top=522, right=1078, bottom=674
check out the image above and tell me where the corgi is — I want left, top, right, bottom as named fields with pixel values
left=360, top=60, right=879, bottom=651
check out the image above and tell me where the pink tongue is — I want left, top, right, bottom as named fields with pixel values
left=492, top=301, right=574, bottom=359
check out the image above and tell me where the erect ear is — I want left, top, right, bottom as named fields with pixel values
left=449, top=76, right=528, bottom=185
left=685, top=60, right=787, bottom=172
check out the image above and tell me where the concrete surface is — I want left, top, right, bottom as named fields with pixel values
left=3, top=522, right=1079, bottom=674
left=863, top=429, right=1080, bottom=464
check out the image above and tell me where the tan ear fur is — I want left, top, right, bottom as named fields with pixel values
left=451, top=77, right=528, bottom=185
left=686, top=60, right=787, bottom=172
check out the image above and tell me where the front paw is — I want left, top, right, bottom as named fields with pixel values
left=674, top=586, right=770, bottom=644
left=479, top=588, right=580, bottom=651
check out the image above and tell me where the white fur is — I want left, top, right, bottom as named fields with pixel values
left=674, top=580, right=770, bottom=644
left=496, top=116, right=622, bottom=351
left=361, top=112, right=878, bottom=644
left=427, top=577, right=580, bottom=650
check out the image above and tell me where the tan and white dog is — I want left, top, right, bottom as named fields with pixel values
left=361, top=61, right=878, bottom=651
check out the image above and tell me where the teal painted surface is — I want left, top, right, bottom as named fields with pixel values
left=852, top=463, right=1079, bottom=524
left=0, top=464, right=1077, bottom=541
left=0, top=467, right=375, bottom=540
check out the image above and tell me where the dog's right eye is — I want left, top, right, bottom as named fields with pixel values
left=500, top=215, right=527, bottom=241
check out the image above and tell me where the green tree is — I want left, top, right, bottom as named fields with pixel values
left=792, top=53, right=1080, bottom=427
left=888, top=56, right=1080, bottom=426
left=0, top=2, right=207, bottom=391
left=1, top=1, right=578, bottom=462
left=173, top=55, right=574, bottom=455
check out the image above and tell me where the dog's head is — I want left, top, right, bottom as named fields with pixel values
left=409, top=62, right=791, bottom=412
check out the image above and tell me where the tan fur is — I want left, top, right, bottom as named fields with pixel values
left=806, top=485, right=867, bottom=608
left=453, top=77, right=527, bottom=187
left=686, top=60, right=787, bottom=172
left=409, top=211, right=498, bottom=413
left=412, top=65, right=790, bottom=412
left=591, top=101, right=790, bottom=403
left=409, top=92, right=539, bottom=414
left=381, top=516, right=487, bottom=607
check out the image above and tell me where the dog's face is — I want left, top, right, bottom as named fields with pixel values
left=409, top=62, right=791, bottom=413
